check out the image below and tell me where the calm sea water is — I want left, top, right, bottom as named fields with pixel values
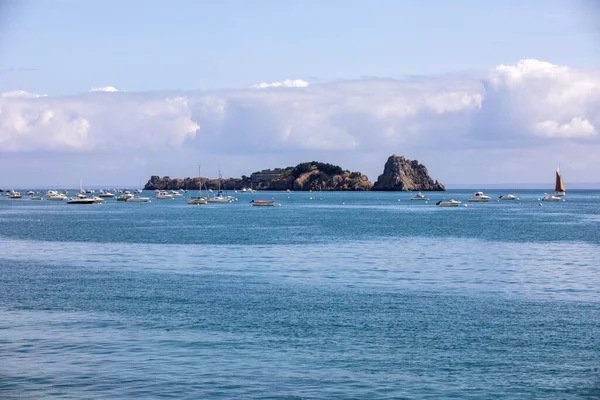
left=1, top=190, right=599, bottom=399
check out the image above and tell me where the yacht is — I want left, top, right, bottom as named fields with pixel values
left=26, top=190, right=35, bottom=195
left=30, top=195, right=43, bottom=200
left=498, top=194, right=519, bottom=201
left=67, top=195, right=96, bottom=204
left=45, top=190, right=67, bottom=201
left=410, top=192, right=429, bottom=201
left=134, top=189, right=143, bottom=194
left=155, top=191, right=174, bottom=200
left=207, top=191, right=235, bottom=203
left=554, top=167, right=566, bottom=197
left=542, top=194, right=562, bottom=202
left=127, top=196, right=151, bottom=202
left=186, top=197, right=207, bottom=205
left=9, top=191, right=23, bottom=199
left=116, top=193, right=135, bottom=201
left=98, top=190, right=115, bottom=198
left=170, top=190, right=183, bottom=198
left=468, top=192, right=491, bottom=202
left=436, top=199, right=461, bottom=207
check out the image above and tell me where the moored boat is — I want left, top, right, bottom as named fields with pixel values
left=116, top=193, right=134, bottom=201
left=468, top=192, right=490, bottom=202
left=127, top=196, right=151, bottom=202
left=542, top=194, right=562, bottom=202
left=436, top=199, right=461, bottom=207
left=155, top=191, right=174, bottom=200
left=498, top=194, right=519, bottom=200
left=67, top=196, right=96, bottom=204
left=410, top=192, right=429, bottom=201
left=251, top=199, right=276, bottom=206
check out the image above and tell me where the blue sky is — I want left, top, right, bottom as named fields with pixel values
left=2, top=0, right=598, bottom=94
left=1, top=0, right=600, bottom=187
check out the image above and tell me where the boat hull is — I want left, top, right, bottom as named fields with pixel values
left=251, top=200, right=276, bottom=206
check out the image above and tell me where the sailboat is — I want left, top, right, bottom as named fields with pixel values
left=187, top=165, right=208, bottom=205
left=206, top=169, right=235, bottom=203
left=554, top=167, right=566, bottom=197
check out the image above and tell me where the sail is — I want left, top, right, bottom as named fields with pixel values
left=555, top=168, right=566, bottom=192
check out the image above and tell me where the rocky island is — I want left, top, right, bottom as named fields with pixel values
left=144, top=156, right=444, bottom=191
left=372, top=155, right=445, bottom=191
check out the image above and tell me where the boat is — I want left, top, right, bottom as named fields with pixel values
left=187, top=197, right=207, bottom=205
left=116, top=193, right=134, bottom=201
left=410, top=192, right=429, bottom=201
left=436, top=199, right=461, bottom=207
left=46, top=190, right=67, bottom=201
left=98, top=189, right=115, bottom=198
left=554, top=167, right=566, bottom=197
left=91, top=196, right=105, bottom=203
left=26, top=190, right=35, bottom=195
left=498, top=194, right=519, bottom=200
left=30, top=195, right=43, bottom=200
left=155, top=191, right=174, bottom=200
left=542, top=194, right=562, bottom=202
left=251, top=199, right=276, bottom=206
left=170, top=190, right=183, bottom=198
left=127, top=196, right=151, bottom=202
left=207, top=191, right=234, bottom=203
left=9, top=191, right=22, bottom=199
left=67, top=196, right=96, bottom=204
left=468, top=192, right=491, bottom=202
left=134, top=189, right=143, bottom=194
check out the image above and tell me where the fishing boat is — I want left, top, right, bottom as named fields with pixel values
left=251, top=199, right=276, bottom=206
left=498, top=194, right=519, bottom=200
left=436, top=199, right=461, bottom=207
left=410, top=192, right=428, bottom=201
left=554, top=167, right=566, bottom=197
left=468, top=192, right=491, bottom=202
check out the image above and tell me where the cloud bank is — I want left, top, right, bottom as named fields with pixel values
left=1, top=59, right=600, bottom=185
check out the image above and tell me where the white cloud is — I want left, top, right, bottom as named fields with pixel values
left=252, top=79, right=309, bottom=89
left=1, top=90, right=46, bottom=99
left=1, top=59, right=600, bottom=184
left=90, top=86, right=119, bottom=92
left=534, top=117, right=597, bottom=138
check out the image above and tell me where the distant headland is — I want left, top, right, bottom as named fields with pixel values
left=144, top=155, right=446, bottom=192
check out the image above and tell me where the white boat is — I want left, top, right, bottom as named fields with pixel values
left=186, top=197, right=207, bottom=205
left=250, top=199, right=276, bottom=206
left=134, top=189, right=143, bottom=194
left=91, top=196, right=105, bottom=203
left=542, top=194, right=562, bottom=202
left=170, top=191, right=183, bottom=198
left=67, top=196, right=96, bottom=204
left=436, top=199, right=461, bottom=207
left=498, top=194, right=519, bottom=201
left=207, top=192, right=235, bottom=203
left=554, top=167, right=566, bottom=197
left=127, top=196, right=151, bottom=202
left=9, top=191, right=23, bottom=199
left=26, top=190, right=35, bottom=195
left=468, top=192, right=491, bottom=202
left=116, top=193, right=134, bottom=201
left=155, top=191, right=174, bottom=200
left=410, top=192, right=429, bottom=201
left=45, top=190, right=67, bottom=201
left=98, top=190, right=115, bottom=198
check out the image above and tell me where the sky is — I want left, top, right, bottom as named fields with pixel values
left=1, top=0, right=600, bottom=187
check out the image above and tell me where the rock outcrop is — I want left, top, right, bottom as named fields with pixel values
left=372, top=155, right=445, bottom=191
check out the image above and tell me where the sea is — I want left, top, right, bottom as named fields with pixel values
left=1, top=189, right=599, bottom=399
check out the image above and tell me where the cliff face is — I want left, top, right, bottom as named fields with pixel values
left=372, top=155, right=445, bottom=191
left=144, top=176, right=249, bottom=191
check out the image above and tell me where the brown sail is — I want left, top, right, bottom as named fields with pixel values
left=555, top=168, right=566, bottom=193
